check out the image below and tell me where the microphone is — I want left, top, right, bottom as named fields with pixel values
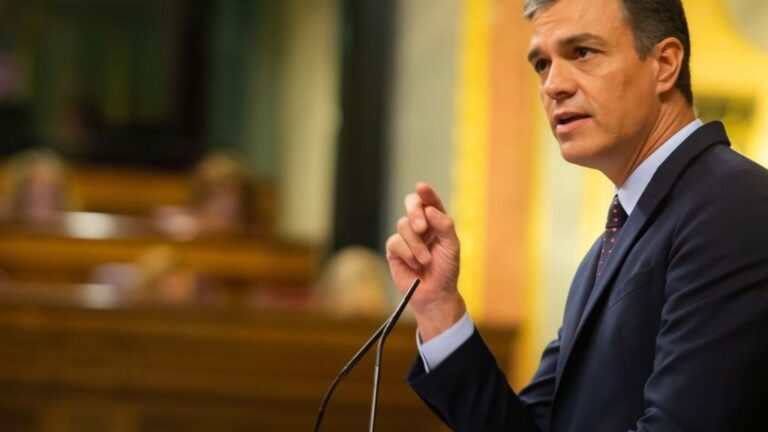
left=313, top=278, right=420, bottom=432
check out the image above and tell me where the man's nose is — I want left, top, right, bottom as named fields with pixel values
left=543, top=60, right=576, bottom=102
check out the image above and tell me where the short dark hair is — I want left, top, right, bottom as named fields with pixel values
left=524, top=0, right=693, bottom=105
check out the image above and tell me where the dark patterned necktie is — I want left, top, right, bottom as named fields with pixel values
left=596, top=195, right=628, bottom=277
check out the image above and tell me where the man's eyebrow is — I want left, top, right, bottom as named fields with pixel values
left=527, top=48, right=541, bottom=64
left=560, top=33, right=606, bottom=48
left=527, top=33, right=606, bottom=64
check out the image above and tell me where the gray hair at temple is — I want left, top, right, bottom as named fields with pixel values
left=523, top=0, right=693, bottom=105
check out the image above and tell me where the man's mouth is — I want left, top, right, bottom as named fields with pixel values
left=556, top=114, right=590, bottom=126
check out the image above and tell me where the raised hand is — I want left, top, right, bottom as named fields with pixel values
left=385, top=182, right=466, bottom=342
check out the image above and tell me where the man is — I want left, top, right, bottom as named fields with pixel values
left=385, top=0, right=768, bottom=430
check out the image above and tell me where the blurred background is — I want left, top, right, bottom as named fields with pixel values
left=0, top=0, right=765, bottom=430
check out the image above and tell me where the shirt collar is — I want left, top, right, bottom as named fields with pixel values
left=617, top=119, right=703, bottom=215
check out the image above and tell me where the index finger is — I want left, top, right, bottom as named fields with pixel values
left=415, top=182, right=446, bottom=213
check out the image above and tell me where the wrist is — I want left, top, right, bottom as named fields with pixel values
left=413, top=292, right=466, bottom=343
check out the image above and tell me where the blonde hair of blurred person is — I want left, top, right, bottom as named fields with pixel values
left=315, top=246, right=390, bottom=318
left=135, top=245, right=198, bottom=306
left=1, top=149, right=78, bottom=224
left=189, top=152, right=254, bottom=236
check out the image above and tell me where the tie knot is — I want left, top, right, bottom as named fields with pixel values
left=605, top=195, right=628, bottom=229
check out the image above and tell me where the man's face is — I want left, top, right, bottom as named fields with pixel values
left=528, top=0, right=660, bottom=171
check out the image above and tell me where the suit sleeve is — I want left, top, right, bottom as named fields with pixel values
left=633, top=167, right=768, bottom=431
left=408, top=327, right=562, bottom=431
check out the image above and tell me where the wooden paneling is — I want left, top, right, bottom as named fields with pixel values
left=71, top=166, right=191, bottom=216
left=0, top=284, right=518, bottom=431
left=0, top=214, right=317, bottom=291
left=0, top=164, right=278, bottom=232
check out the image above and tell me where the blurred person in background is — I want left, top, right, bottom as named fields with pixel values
left=0, top=149, right=78, bottom=225
left=154, top=152, right=256, bottom=238
left=314, top=246, right=390, bottom=318
left=190, top=151, right=254, bottom=235
left=91, top=245, right=216, bottom=306
left=134, top=245, right=203, bottom=306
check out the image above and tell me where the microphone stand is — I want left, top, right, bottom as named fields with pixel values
left=313, top=278, right=420, bottom=432
left=367, top=278, right=419, bottom=431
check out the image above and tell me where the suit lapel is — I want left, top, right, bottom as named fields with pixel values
left=553, top=121, right=730, bottom=394
left=555, top=238, right=601, bottom=379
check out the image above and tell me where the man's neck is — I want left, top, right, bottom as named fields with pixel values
left=610, top=98, right=696, bottom=187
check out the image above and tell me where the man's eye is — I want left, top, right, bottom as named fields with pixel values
left=576, top=47, right=593, bottom=58
left=534, top=59, right=549, bottom=73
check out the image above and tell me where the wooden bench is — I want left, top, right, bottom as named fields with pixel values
left=0, top=213, right=317, bottom=296
left=0, top=282, right=518, bottom=431
left=0, top=164, right=278, bottom=231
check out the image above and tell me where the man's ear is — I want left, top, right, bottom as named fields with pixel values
left=653, top=37, right=685, bottom=95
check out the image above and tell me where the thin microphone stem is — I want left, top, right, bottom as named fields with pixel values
left=313, top=278, right=420, bottom=432
left=313, top=321, right=387, bottom=432
left=368, top=278, right=420, bottom=432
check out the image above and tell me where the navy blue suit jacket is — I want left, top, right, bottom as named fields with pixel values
left=408, top=122, right=768, bottom=431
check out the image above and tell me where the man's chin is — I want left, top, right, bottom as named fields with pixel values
left=558, top=142, right=600, bottom=168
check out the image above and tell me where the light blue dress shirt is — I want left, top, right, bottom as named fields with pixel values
left=418, top=119, right=704, bottom=372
